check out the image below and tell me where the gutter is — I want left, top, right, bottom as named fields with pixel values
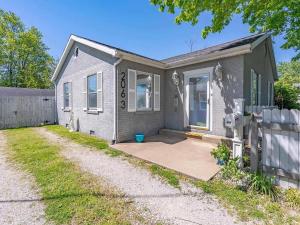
left=112, top=58, right=123, bottom=144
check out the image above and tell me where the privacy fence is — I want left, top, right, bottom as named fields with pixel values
left=261, top=109, right=300, bottom=189
left=0, top=87, right=56, bottom=129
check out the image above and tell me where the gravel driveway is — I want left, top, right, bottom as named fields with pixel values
left=0, top=131, right=48, bottom=225
left=39, top=128, right=242, bottom=225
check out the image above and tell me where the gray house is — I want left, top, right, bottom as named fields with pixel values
left=52, top=33, right=277, bottom=143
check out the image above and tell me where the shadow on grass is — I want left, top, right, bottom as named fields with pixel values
left=0, top=190, right=204, bottom=204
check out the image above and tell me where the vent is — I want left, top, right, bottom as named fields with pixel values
left=89, top=130, right=95, bottom=135
left=74, top=47, right=79, bottom=58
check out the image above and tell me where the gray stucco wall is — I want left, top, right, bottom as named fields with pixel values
left=164, top=55, right=244, bottom=137
left=116, top=60, right=165, bottom=142
left=244, top=38, right=275, bottom=106
left=55, top=42, right=118, bottom=141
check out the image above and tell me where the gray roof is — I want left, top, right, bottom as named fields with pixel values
left=161, top=33, right=265, bottom=64
left=75, top=33, right=265, bottom=65
left=0, top=87, right=54, bottom=96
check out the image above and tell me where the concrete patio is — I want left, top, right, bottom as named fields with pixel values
left=113, top=134, right=220, bottom=181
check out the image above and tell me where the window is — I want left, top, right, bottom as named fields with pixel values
left=87, top=74, right=97, bottom=109
left=268, top=81, right=274, bottom=106
left=251, top=69, right=260, bottom=105
left=136, top=73, right=152, bottom=111
left=63, top=82, right=71, bottom=108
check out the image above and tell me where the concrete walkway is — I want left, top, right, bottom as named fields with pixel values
left=114, top=134, right=220, bottom=181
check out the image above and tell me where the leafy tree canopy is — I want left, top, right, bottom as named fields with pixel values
left=0, top=9, right=55, bottom=89
left=275, top=61, right=300, bottom=109
left=150, top=0, right=300, bottom=60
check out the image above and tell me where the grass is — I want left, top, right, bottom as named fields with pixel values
left=46, top=125, right=122, bottom=157
left=194, top=180, right=300, bottom=224
left=45, top=125, right=181, bottom=188
left=45, top=125, right=300, bottom=224
left=150, top=165, right=180, bottom=188
left=5, top=128, right=145, bottom=225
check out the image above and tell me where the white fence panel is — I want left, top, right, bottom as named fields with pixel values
left=261, top=109, right=300, bottom=189
left=0, top=96, right=56, bottom=129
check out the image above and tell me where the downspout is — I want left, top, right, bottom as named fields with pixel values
left=112, top=58, right=123, bottom=144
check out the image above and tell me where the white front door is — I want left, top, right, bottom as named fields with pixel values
left=184, top=68, right=212, bottom=129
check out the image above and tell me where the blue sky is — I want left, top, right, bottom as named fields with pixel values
left=1, top=0, right=295, bottom=62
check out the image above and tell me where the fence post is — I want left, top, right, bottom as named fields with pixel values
left=249, top=114, right=258, bottom=172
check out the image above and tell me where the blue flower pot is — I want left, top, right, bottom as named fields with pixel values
left=135, top=133, right=144, bottom=143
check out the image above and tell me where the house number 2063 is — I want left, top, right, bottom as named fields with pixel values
left=120, top=72, right=126, bottom=110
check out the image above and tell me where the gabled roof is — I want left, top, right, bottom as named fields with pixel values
left=52, top=32, right=274, bottom=81
left=162, top=33, right=265, bottom=64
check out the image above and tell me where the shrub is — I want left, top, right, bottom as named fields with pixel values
left=274, top=80, right=300, bottom=109
left=211, top=143, right=230, bottom=164
left=249, top=172, right=278, bottom=200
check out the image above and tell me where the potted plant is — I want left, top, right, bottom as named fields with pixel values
left=210, top=143, right=231, bottom=165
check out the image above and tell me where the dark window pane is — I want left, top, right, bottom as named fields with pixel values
left=64, top=97, right=69, bottom=108
left=88, top=93, right=97, bottom=108
left=88, top=74, right=97, bottom=93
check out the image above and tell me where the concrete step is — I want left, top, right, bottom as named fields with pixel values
left=159, top=128, right=231, bottom=146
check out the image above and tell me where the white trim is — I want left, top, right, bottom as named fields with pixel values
left=127, top=69, right=137, bottom=112
left=154, top=74, right=160, bottom=111
left=250, top=33, right=271, bottom=50
left=258, top=74, right=262, bottom=106
left=96, top=71, right=103, bottom=112
left=183, top=67, right=213, bottom=130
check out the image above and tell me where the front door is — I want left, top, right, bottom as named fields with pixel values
left=184, top=70, right=210, bottom=129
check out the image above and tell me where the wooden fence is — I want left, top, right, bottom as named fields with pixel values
left=0, top=96, right=56, bottom=129
left=261, top=109, right=300, bottom=188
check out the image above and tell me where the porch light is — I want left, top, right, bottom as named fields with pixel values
left=215, top=62, right=223, bottom=80
left=172, top=70, right=180, bottom=86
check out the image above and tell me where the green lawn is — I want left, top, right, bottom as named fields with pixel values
left=5, top=128, right=145, bottom=225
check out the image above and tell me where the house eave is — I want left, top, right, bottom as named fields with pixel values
left=165, top=44, right=252, bottom=69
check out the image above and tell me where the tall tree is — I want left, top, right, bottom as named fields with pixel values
left=150, top=0, right=300, bottom=60
left=0, top=9, right=54, bottom=88
left=275, top=61, right=300, bottom=109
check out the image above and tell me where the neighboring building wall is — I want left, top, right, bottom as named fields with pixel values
left=55, top=42, right=118, bottom=141
left=164, top=55, right=244, bottom=137
left=116, top=60, right=165, bottom=142
left=244, top=38, right=275, bottom=106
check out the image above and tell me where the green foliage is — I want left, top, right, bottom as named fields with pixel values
left=221, top=158, right=245, bottom=180
left=150, top=164, right=180, bottom=188
left=150, top=0, right=300, bottom=59
left=5, top=128, right=142, bottom=224
left=211, top=143, right=230, bottom=163
left=278, top=61, right=300, bottom=85
left=0, top=9, right=55, bottom=88
left=249, top=172, right=278, bottom=200
left=284, top=188, right=300, bottom=208
left=274, top=79, right=300, bottom=109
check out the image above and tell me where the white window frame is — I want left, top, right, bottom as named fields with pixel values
left=154, top=74, right=160, bottom=111
left=251, top=69, right=258, bottom=106
left=63, top=82, right=71, bottom=110
left=87, top=74, right=97, bottom=110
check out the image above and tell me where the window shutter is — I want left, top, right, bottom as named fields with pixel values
left=61, top=85, right=64, bottom=109
left=97, top=71, right=103, bottom=112
left=271, top=83, right=274, bottom=106
left=69, top=82, right=72, bottom=109
left=267, top=81, right=271, bottom=106
left=83, top=76, right=87, bottom=111
left=128, top=69, right=136, bottom=112
left=258, top=74, right=261, bottom=106
left=154, top=74, right=160, bottom=111
left=250, top=69, right=254, bottom=106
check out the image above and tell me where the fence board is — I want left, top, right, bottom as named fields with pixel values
left=261, top=108, right=300, bottom=189
left=0, top=96, right=55, bottom=129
